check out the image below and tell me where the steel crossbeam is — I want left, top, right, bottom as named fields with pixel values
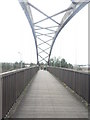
left=35, top=25, right=57, bottom=32
left=18, top=0, right=90, bottom=65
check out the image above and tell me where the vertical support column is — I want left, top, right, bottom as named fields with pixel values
left=0, top=63, right=2, bottom=119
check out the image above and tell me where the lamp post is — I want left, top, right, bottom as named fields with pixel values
left=18, top=52, right=22, bottom=68
left=58, top=57, right=61, bottom=67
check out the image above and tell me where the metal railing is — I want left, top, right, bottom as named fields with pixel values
left=47, top=67, right=90, bottom=104
left=0, top=66, right=39, bottom=118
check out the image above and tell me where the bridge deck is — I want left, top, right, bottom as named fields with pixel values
left=12, top=70, right=88, bottom=118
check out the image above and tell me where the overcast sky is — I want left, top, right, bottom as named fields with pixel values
left=0, top=0, right=88, bottom=65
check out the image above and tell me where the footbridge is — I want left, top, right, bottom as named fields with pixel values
left=0, top=67, right=90, bottom=118
left=0, top=0, right=90, bottom=119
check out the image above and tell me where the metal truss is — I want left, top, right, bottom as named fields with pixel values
left=18, top=0, right=90, bottom=65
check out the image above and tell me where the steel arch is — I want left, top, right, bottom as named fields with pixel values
left=18, top=0, right=90, bottom=65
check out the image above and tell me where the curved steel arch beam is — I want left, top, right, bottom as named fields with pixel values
left=19, top=0, right=89, bottom=65
left=19, top=0, right=39, bottom=64
left=48, top=0, right=90, bottom=64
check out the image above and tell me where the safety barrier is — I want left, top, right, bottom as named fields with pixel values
left=47, top=67, right=90, bottom=104
left=0, top=66, right=39, bottom=118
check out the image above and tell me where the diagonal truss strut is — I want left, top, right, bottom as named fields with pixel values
left=19, top=0, right=90, bottom=65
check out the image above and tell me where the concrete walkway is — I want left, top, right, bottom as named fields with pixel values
left=12, top=70, right=88, bottom=118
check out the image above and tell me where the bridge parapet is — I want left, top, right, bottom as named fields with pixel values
left=47, top=66, right=90, bottom=105
left=0, top=66, right=39, bottom=119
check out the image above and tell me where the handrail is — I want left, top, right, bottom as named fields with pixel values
left=47, top=66, right=90, bottom=104
left=1, top=66, right=39, bottom=118
left=47, top=66, right=89, bottom=75
left=0, top=66, right=38, bottom=76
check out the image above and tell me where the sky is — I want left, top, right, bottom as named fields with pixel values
left=0, top=0, right=88, bottom=65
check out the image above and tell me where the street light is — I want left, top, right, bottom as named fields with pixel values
left=18, top=52, right=22, bottom=68
left=58, top=57, right=61, bottom=67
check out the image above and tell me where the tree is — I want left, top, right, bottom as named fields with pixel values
left=30, top=63, right=36, bottom=67
left=49, top=57, right=73, bottom=69
left=61, top=58, right=68, bottom=68
left=49, top=58, right=54, bottom=66
left=1, top=62, right=26, bottom=73
left=68, top=63, right=73, bottom=69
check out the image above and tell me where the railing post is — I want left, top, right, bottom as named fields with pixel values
left=88, top=2, right=90, bottom=119
left=0, top=63, right=2, bottom=119
left=0, top=75, right=2, bottom=119
left=88, top=74, right=90, bottom=103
